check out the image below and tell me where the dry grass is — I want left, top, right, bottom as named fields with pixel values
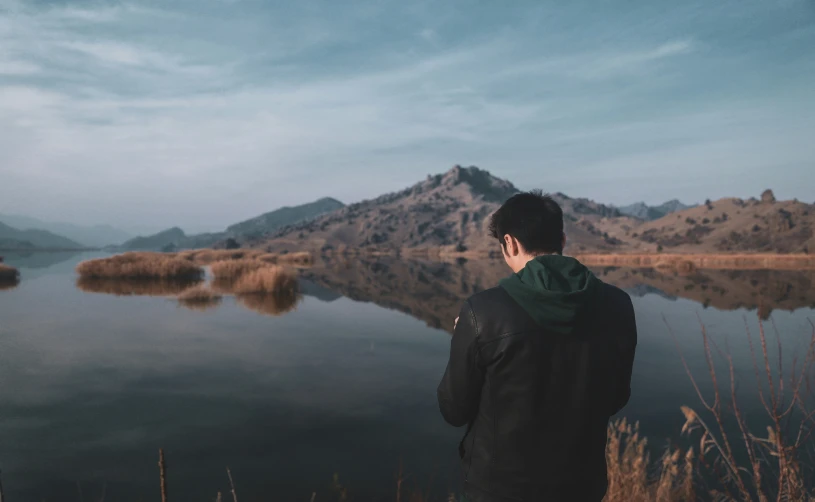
left=0, top=263, right=20, bottom=289
left=603, top=314, right=815, bottom=501
left=177, top=284, right=222, bottom=311
left=76, top=252, right=204, bottom=280
left=575, top=253, right=815, bottom=270
left=77, top=276, right=202, bottom=296
left=232, top=266, right=298, bottom=295
left=183, top=249, right=265, bottom=265
left=210, top=258, right=266, bottom=280
left=604, top=419, right=695, bottom=502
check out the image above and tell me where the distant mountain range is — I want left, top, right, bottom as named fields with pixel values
left=119, top=197, right=345, bottom=251
left=5, top=166, right=812, bottom=255
left=260, top=166, right=814, bottom=255
left=0, top=221, right=86, bottom=250
left=616, top=200, right=696, bottom=221
left=0, top=213, right=132, bottom=247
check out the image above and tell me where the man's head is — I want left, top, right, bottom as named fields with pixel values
left=488, top=190, right=566, bottom=272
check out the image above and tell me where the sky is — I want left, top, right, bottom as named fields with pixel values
left=0, top=0, right=813, bottom=234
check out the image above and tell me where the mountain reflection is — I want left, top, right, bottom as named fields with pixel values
left=303, top=258, right=815, bottom=331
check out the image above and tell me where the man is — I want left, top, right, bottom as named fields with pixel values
left=437, top=191, right=638, bottom=502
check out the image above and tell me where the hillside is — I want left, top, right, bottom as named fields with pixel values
left=227, top=197, right=345, bottom=238
left=260, top=169, right=812, bottom=256
left=0, top=213, right=132, bottom=247
left=630, top=190, right=814, bottom=253
left=261, top=166, right=632, bottom=255
left=0, top=221, right=85, bottom=250
left=618, top=199, right=695, bottom=221
left=122, top=227, right=187, bottom=250
left=119, top=198, right=347, bottom=251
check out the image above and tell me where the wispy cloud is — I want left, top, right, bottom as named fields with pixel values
left=0, top=0, right=812, bottom=229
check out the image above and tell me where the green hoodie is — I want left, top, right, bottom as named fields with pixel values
left=499, top=254, right=600, bottom=335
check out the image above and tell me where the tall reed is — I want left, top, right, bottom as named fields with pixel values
left=76, top=252, right=203, bottom=280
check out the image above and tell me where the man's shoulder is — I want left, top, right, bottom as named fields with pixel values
left=464, top=285, right=514, bottom=311
left=595, top=278, right=632, bottom=306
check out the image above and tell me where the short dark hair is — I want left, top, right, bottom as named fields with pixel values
left=488, top=190, right=564, bottom=254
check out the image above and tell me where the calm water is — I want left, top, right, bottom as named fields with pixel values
left=1, top=252, right=814, bottom=501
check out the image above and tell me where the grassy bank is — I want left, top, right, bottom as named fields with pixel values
left=76, top=252, right=205, bottom=280
left=573, top=253, right=815, bottom=270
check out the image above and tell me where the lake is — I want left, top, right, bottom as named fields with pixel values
left=1, top=252, right=814, bottom=501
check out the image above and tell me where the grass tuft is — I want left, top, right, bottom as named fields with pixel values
left=231, top=266, right=299, bottom=295
left=76, top=252, right=204, bottom=280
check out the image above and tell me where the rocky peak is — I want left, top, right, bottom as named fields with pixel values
left=761, top=189, right=776, bottom=204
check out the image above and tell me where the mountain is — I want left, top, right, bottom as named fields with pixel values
left=618, top=199, right=695, bottom=221
left=0, top=221, right=85, bottom=250
left=122, top=227, right=187, bottom=250
left=0, top=214, right=132, bottom=247
left=226, top=197, right=345, bottom=238
left=630, top=190, right=815, bottom=253
left=260, top=169, right=813, bottom=256
left=261, top=165, right=630, bottom=255
left=118, top=198, right=346, bottom=251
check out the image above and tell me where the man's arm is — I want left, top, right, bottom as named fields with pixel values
left=611, top=294, right=638, bottom=415
left=437, top=301, right=485, bottom=427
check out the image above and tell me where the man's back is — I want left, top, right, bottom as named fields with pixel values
left=437, top=255, right=638, bottom=502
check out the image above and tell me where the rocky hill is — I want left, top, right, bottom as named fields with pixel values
left=226, top=197, right=344, bottom=238
left=0, top=221, right=85, bottom=250
left=618, top=199, right=695, bottom=221
left=630, top=190, right=814, bottom=253
left=122, top=227, right=187, bottom=251
left=261, top=168, right=811, bottom=256
left=261, top=166, right=630, bottom=255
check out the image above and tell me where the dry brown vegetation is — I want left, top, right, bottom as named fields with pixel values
left=177, top=284, right=223, bottom=311
left=179, top=249, right=265, bottom=264
left=210, top=258, right=267, bottom=280
left=76, top=252, right=204, bottom=280
left=232, top=266, right=298, bottom=295
left=77, top=276, right=202, bottom=296
left=0, top=263, right=20, bottom=289
left=575, top=253, right=815, bottom=271
left=603, top=315, right=815, bottom=502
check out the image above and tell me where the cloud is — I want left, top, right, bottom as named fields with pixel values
left=0, top=0, right=813, bottom=228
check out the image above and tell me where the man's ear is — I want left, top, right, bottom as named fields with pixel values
left=562, top=232, right=567, bottom=253
left=504, top=234, right=518, bottom=256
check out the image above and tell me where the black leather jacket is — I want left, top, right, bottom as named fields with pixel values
left=437, top=282, right=637, bottom=502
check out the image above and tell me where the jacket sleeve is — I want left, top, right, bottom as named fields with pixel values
left=437, top=300, right=485, bottom=427
left=611, top=294, right=638, bottom=415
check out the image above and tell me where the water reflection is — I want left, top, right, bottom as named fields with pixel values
left=302, top=258, right=815, bottom=332
left=236, top=291, right=302, bottom=316
left=76, top=276, right=204, bottom=296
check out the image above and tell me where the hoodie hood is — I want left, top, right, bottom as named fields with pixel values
left=499, top=255, right=600, bottom=335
